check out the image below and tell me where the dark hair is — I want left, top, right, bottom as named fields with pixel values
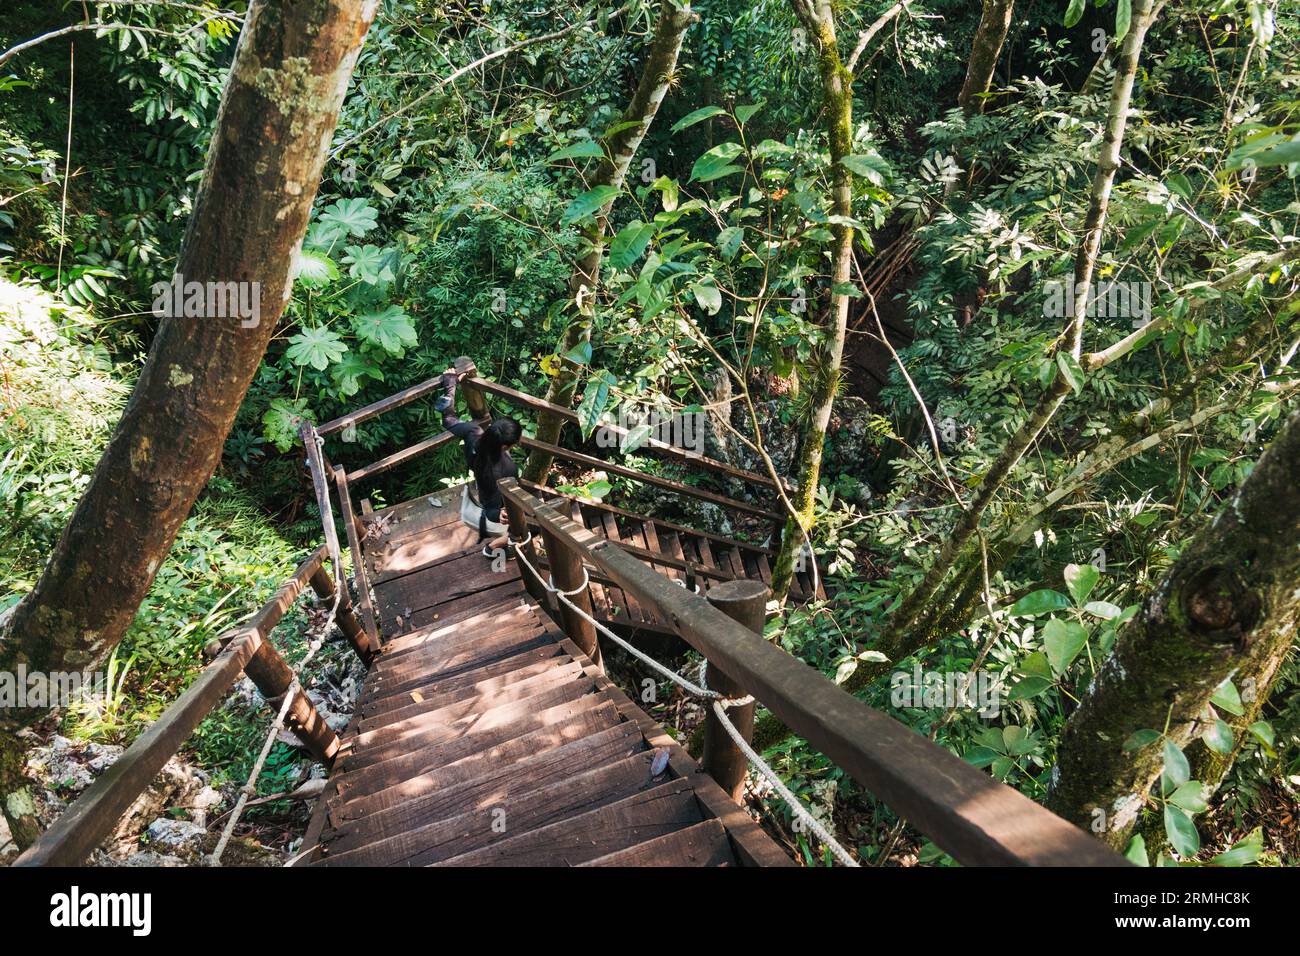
left=473, top=416, right=522, bottom=479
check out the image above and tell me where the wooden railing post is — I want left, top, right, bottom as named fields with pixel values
left=242, top=635, right=341, bottom=766
left=308, top=562, right=375, bottom=665
left=702, top=579, right=766, bottom=801
left=536, top=503, right=602, bottom=668
left=454, top=356, right=491, bottom=422
left=503, top=492, right=548, bottom=607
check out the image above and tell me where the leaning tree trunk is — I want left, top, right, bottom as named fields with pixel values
left=957, top=0, right=1015, bottom=116
left=1047, top=405, right=1300, bottom=851
left=769, top=0, right=855, bottom=602
left=0, top=0, right=378, bottom=847
left=522, top=0, right=696, bottom=484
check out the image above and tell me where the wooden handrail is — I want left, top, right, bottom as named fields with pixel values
left=519, top=436, right=783, bottom=521
left=499, top=479, right=1126, bottom=867
left=317, top=359, right=794, bottom=509
left=333, top=465, right=381, bottom=648
left=468, top=374, right=791, bottom=493
left=16, top=544, right=358, bottom=867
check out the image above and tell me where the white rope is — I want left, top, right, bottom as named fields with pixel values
left=210, top=429, right=344, bottom=866
left=510, top=535, right=858, bottom=867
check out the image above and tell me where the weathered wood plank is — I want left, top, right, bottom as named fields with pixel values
left=579, top=818, right=733, bottom=867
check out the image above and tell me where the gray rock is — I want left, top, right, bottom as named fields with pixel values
left=144, top=818, right=207, bottom=853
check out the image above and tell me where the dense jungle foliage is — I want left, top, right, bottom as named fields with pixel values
left=1, top=0, right=1298, bottom=867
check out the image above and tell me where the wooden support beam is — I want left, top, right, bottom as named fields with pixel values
left=503, top=490, right=548, bottom=607
left=308, top=563, right=375, bottom=665
left=454, top=356, right=491, bottom=421
left=702, top=580, right=765, bottom=801
left=333, top=466, right=381, bottom=649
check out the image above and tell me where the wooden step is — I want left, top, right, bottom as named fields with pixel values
left=403, top=578, right=527, bottom=632
left=379, top=600, right=539, bottom=658
left=326, top=720, right=645, bottom=827
left=364, top=631, right=552, bottom=700
left=359, top=642, right=568, bottom=718
left=338, top=686, right=600, bottom=775
left=432, top=779, right=704, bottom=867
left=357, top=659, right=586, bottom=734
left=317, top=750, right=665, bottom=866
left=328, top=696, right=623, bottom=803
left=370, top=618, right=545, bottom=682
left=578, top=818, right=734, bottom=867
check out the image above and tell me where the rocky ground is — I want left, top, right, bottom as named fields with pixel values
left=0, top=624, right=366, bottom=868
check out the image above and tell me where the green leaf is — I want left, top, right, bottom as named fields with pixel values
left=689, top=142, right=745, bottom=183
left=1211, top=679, right=1245, bottom=716
left=318, top=197, right=378, bottom=239
left=547, top=140, right=604, bottom=162
left=285, top=326, right=347, bottom=370
left=1163, top=805, right=1200, bottom=857
left=1169, top=781, right=1208, bottom=813
left=561, top=185, right=620, bottom=225
left=652, top=176, right=678, bottom=212
left=671, top=105, right=726, bottom=135
left=330, top=351, right=384, bottom=397
left=1248, top=721, right=1275, bottom=747
left=261, top=397, right=309, bottom=453
left=691, top=282, right=723, bottom=315
left=1064, top=0, right=1087, bottom=29
left=734, top=101, right=765, bottom=125
left=1010, top=589, right=1072, bottom=617
left=608, top=221, right=656, bottom=271
left=1064, top=563, right=1100, bottom=604
left=342, top=244, right=396, bottom=284
left=564, top=341, right=593, bottom=366
left=293, top=248, right=339, bottom=288
left=1203, top=718, right=1234, bottom=755
left=1056, top=351, right=1085, bottom=394
left=717, top=226, right=744, bottom=260
left=1083, top=600, right=1122, bottom=620
left=1114, top=0, right=1132, bottom=41
left=353, top=304, right=417, bottom=354
left=1019, top=651, right=1054, bottom=680
left=1124, top=834, right=1149, bottom=866
left=1229, top=138, right=1300, bottom=171
left=963, top=746, right=999, bottom=769
left=1008, top=676, right=1054, bottom=701
left=576, top=369, right=616, bottom=438
left=840, top=153, right=890, bottom=185
left=1210, top=828, right=1263, bottom=867
left=1162, top=739, right=1190, bottom=789
left=1122, top=729, right=1161, bottom=751
left=1043, top=618, right=1089, bottom=675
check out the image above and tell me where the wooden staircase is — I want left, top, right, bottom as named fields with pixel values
left=299, top=507, right=790, bottom=867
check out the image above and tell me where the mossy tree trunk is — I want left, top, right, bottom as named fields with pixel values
left=1047, top=406, right=1300, bottom=850
left=769, top=0, right=855, bottom=602
left=0, top=0, right=379, bottom=847
left=753, top=0, right=1158, bottom=749
left=522, top=1, right=697, bottom=484
left=957, top=0, right=1015, bottom=116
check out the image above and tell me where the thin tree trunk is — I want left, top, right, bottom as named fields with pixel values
left=769, top=0, right=855, bottom=601
left=1047, top=405, right=1300, bottom=851
left=957, top=0, right=1015, bottom=116
left=753, top=0, right=1159, bottom=749
left=0, top=0, right=378, bottom=846
left=522, top=1, right=696, bottom=484
left=859, top=0, right=1157, bottom=659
